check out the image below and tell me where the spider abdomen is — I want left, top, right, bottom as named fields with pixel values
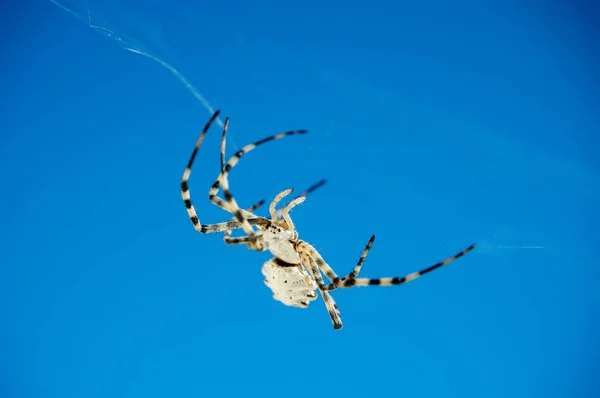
left=261, top=258, right=318, bottom=308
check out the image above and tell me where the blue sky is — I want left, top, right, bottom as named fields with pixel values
left=1, top=1, right=599, bottom=397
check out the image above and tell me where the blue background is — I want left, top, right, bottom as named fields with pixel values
left=2, top=1, right=598, bottom=397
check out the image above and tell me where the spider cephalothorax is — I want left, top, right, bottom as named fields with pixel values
left=181, top=110, right=477, bottom=330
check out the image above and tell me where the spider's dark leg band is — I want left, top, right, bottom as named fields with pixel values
left=338, top=243, right=477, bottom=288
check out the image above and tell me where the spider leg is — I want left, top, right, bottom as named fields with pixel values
left=214, top=116, right=267, bottom=220
left=325, top=235, right=376, bottom=290
left=208, top=123, right=308, bottom=250
left=292, top=178, right=326, bottom=201
left=300, top=250, right=343, bottom=330
left=176, top=115, right=264, bottom=250
left=220, top=116, right=227, bottom=173
left=296, top=241, right=345, bottom=288
left=223, top=203, right=270, bottom=246
left=203, top=116, right=261, bottom=220
left=181, top=110, right=250, bottom=234
left=197, top=217, right=264, bottom=234
left=335, top=243, right=477, bottom=288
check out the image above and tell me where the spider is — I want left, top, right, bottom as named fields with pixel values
left=181, top=110, right=476, bottom=330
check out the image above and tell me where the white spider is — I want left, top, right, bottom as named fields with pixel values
left=181, top=110, right=477, bottom=330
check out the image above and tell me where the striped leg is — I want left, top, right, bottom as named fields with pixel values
left=223, top=201, right=268, bottom=246
left=334, top=243, right=477, bottom=288
left=300, top=251, right=343, bottom=330
left=296, top=240, right=346, bottom=288
left=205, top=116, right=261, bottom=222
left=208, top=124, right=308, bottom=250
left=325, top=235, right=376, bottom=290
left=181, top=110, right=251, bottom=235
left=198, top=217, right=265, bottom=234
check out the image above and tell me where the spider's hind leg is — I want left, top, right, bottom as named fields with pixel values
left=302, top=252, right=343, bottom=330
left=324, top=235, right=376, bottom=291
left=336, top=243, right=477, bottom=288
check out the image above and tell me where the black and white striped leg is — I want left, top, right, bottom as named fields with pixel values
left=335, top=243, right=477, bottom=288
left=181, top=110, right=252, bottom=235
left=223, top=202, right=268, bottom=246
left=324, top=235, right=376, bottom=290
left=301, top=252, right=343, bottom=330
left=295, top=240, right=346, bottom=288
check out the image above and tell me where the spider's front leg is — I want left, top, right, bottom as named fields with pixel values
left=221, top=200, right=265, bottom=246
left=292, top=239, right=364, bottom=291
left=181, top=110, right=263, bottom=238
